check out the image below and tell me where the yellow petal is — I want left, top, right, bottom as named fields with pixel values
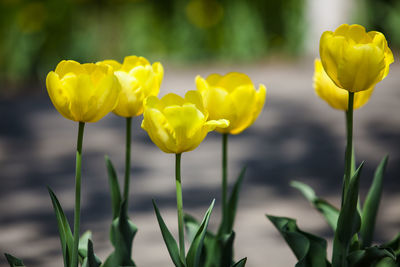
left=99, top=59, right=122, bottom=71
left=142, top=108, right=177, bottom=153
left=217, top=72, right=253, bottom=92
left=204, top=119, right=229, bottom=131
left=200, top=86, right=236, bottom=131
left=55, top=60, right=86, bottom=78
left=249, top=84, right=267, bottom=125
left=205, top=73, right=223, bottom=85
left=121, top=55, right=150, bottom=72
left=228, top=85, right=256, bottom=134
left=195, top=75, right=209, bottom=93
left=314, top=59, right=374, bottom=110
left=152, top=61, right=164, bottom=90
left=163, top=104, right=205, bottom=141
left=184, top=90, right=206, bottom=115
left=160, top=93, right=185, bottom=108
left=339, top=43, right=385, bottom=92
left=46, top=71, right=74, bottom=121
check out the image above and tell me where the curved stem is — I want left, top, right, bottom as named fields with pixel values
left=222, top=133, right=228, bottom=229
left=175, top=153, right=185, bottom=262
left=123, top=117, right=132, bottom=210
left=72, top=122, right=85, bottom=267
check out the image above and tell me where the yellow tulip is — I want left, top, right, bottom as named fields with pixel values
left=46, top=60, right=120, bottom=123
left=195, top=72, right=266, bottom=134
left=320, top=24, right=394, bottom=93
left=314, top=59, right=374, bottom=110
left=100, top=56, right=164, bottom=118
left=141, top=90, right=229, bottom=154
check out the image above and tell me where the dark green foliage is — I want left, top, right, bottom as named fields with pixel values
left=267, top=215, right=330, bottom=267
left=103, top=157, right=137, bottom=267
left=361, top=156, right=389, bottom=247
left=184, top=168, right=246, bottom=267
left=153, top=199, right=215, bottom=267
left=5, top=253, right=25, bottom=267
left=48, top=186, right=74, bottom=267
left=291, top=181, right=339, bottom=231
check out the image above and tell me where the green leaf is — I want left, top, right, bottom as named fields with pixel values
left=374, top=256, right=398, bottom=267
left=219, top=168, right=246, bottom=236
left=332, top=162, right=364, bottom=267
left=219, top=232, right=235, bottom=267
left=383, top=232, right=400, bottom=256
left=105, top=156, right=122, bottom=220
left=4, top=253, right=25, bottom=267
left=360, top=156, right=389, bottom=247
left=102, top=201, right=137, bottom=267
left=266, top=215, right=329, bottom=267
left=79, top=231, right=92, bottom=261
left=184, top=214, right=219, bottom=267
left=48, top=186, right=74, bottom=267
left=152, top=200, right=185, bottom=267
left=82, top=239, right=102, bottom=267
left=347, top=246, right=396, bottom=267
left=232, top=257, right=247, bottom=267
left=187, top=200, right=215, bottom=267
left=291, top=181, right=339, bottom=231
left=184, top=213, right=203, bottom=244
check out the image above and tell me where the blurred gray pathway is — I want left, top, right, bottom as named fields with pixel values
left=1, top=58, right=400, bottom=266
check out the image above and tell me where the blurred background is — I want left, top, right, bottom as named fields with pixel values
left=1, top=0, right=400, bottom=91
left=1, top=0, right=400, bottom=266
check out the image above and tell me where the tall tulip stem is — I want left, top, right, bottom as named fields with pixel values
left=344, top=92, right=354, bottom=199
left=72, top=122, right=85, bottom=267
left=175, top=153, right=185, bottom=262
left=123, top=117, right=132, bottom=210
left=222, top=133, right=228, bottom=227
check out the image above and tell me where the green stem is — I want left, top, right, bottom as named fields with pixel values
left=222, top=133, right=228, bottom=231
left=72, top=122, right=85, bottom=267
left=333, top=92, right=354, bottom=267
left=175, top=153, right=185, bottom=262
left=344, top=92, right=354, bottom=200
left=123, top=117, right=132, bottom=210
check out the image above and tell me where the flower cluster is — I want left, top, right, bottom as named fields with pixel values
left=46, top=57, right=266, bottom=153
left=42, top=55, right=267, bottom=267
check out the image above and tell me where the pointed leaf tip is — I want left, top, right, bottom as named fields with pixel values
left=152, top=200, right=184, bottom=267
left=5, top=253, right=25, bottom=267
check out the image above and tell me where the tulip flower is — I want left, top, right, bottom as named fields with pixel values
left=46, top=59, right=120, bottom=267
left=196, top=72, right=266, bottom=237
left=195, top=72, right=266, bottom=135
left=99, top=56, right=163, bottom=210
left=141, top=90, right=229, bottom=154
left=46, top=60, right=120, bottom=123
left=320, top=24, right=393, bottom=93
left=142, top=90, right=228, bottom=263
left=314, top=59, right=374, bottom=111
left=100, top=56, right=163, bottom=118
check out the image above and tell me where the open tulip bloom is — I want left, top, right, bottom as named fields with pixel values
left=267, top=24, right=399, bottom=267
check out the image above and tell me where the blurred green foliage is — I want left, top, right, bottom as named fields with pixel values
left=0, top=0, right=306, bottom=85
left=355, top=0, right=400, bottom=49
